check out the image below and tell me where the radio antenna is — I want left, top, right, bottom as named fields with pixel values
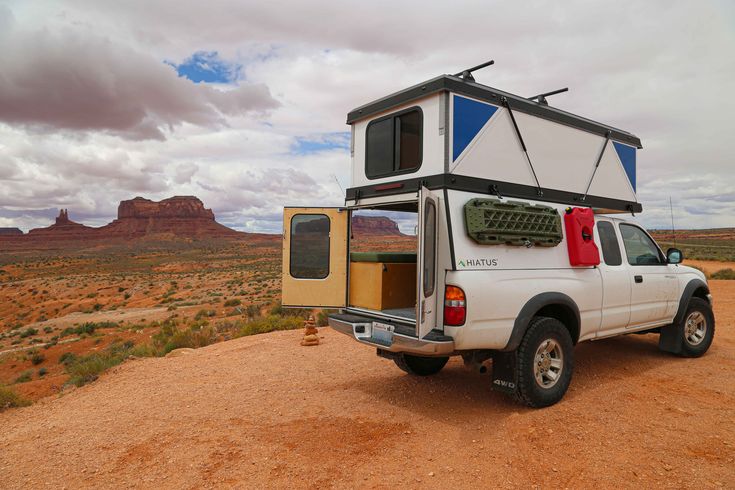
left=669, top=196, right=677, bottom=247
left=332, top=174, right=345, bottom=198
left=528, top=87, right=569, bottom=105
left=453, top=60, right=495, bottom=82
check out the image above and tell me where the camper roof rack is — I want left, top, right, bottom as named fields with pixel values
left=453, top=60, right=495, bottom=82
left=528, top=87, right=569, bottom=105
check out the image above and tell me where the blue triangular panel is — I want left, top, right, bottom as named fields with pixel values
left=613, top=142, right=636, bottom=191
left=453, top=95, right=498, bottom=161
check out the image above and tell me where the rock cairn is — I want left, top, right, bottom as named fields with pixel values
left=300, top=315, right=320, bottom=346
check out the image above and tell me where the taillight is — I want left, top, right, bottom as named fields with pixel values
left=444, top=286, right=466, bottom=326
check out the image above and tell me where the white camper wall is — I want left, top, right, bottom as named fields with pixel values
left=448, top=94, right=637, bottom=205
left=350, top=94, right=445, bottom=188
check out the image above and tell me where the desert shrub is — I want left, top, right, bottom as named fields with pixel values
left=711, top=268, right=735, bottom=280
left=316, top=310, right=337, bottom=327
left=124, top=293, right=131, bottom=300
left=19, top=328, right=38, bottom=338
left=15, top=370, right=33, bottom=383
left=31, top=352, right=45, bottom=365
left=64, top=340, right=141, bottom=387
left=235, top=315, right=304, bottom=338
left=194, top=309, right=216, bottom=321
left=152, top=323, right=217, bottom=355
left=43, top=326, right=53, bottom=334
left=0, top=386, right=31, bottom=411
left=269, top=302, right=310, bottom=318
left=38, top=367, right=47, bottom=377
left=60, top=322, right=118, bottom=338
left=224, top=299, right=242, bottom=307
left=59, top=352, right=77, bottom=365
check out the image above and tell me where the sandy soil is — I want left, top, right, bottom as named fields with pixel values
left=1, top=282, right=734, bottom=489
left=684, top=259, right=735, bottom=276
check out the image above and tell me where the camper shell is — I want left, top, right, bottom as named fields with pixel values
left=282, top=72, right=714, bottom=407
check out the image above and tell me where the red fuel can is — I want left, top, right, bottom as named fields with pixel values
left=564, top=207, right=600, bottom=266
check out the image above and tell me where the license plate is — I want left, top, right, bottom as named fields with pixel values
left=371, top=322, right=394, bottom=346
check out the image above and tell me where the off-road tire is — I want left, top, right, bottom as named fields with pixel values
left=394, top=354, right=449, bottom=376
left=515, top=316, right=574, bottom=408
left=679, top=297, right=715, bottom=358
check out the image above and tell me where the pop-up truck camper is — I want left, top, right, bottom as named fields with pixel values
left=282, top=62, right=715, bottom=407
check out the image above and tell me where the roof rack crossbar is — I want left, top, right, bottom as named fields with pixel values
left=453, top=60, right=495, bottom=82
left=528, top=87, right=569, bottom=105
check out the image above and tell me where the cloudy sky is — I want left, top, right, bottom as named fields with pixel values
left=0, top=0, right=733, bottom=233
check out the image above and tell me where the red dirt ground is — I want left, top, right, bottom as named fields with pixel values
left=0, top=282, right=733, bottom=489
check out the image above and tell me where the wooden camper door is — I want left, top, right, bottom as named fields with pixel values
left=282, top=207, right=348, bottom=308
left=417, top=187, right=440, bottom=338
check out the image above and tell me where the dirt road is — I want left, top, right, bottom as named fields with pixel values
left=1, top=282, right=734, bottom=489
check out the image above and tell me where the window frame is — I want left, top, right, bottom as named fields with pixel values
left=422, top=198, right=436, bottom=298
left=365, top=106, right=423, bottom=180
left=596, top=220, right=623, bottom=266
left=618, top=223, right=666, bottom=266
left=289, top=213, right=331, bottom=280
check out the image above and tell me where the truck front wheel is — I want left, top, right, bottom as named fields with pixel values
left=679, top=297, right=715, bottom=358
left=516, top=317, right=574, bottom=408
left=394, top=354, right=449, bottom=376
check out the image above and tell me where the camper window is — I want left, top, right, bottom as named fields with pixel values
left=366, top=107, right=422, bottom=179
left=290, top=214, right=330, bottom=279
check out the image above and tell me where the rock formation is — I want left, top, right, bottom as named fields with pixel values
left=351, top=216, right=405, bottom=237
left=28, top=209, right=94, bottom=238
left=1, top=196, right=248, bottom=247
left=100, top=196, right=239, bottom=238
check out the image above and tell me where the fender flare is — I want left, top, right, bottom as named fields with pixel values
left=659, top=279, right=710, bottom=354
left=502, top=292, right=581, bottom=352
left=672, top=279, right=710, bottom=325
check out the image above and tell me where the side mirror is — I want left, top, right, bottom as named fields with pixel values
left=667, top=248, right=683, bottom=264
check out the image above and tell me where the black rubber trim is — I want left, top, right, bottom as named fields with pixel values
left=346, top=173, right=642, bottom=214
left=346, top=75, right=642, bottom=148
left=442, top=188, right=456, bottom=270
left=424, top=329, right=454, bottom=342
left=502, top=292, right=581, bottom=352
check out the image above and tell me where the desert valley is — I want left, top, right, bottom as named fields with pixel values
left=0, top=196, right=734, bottom=487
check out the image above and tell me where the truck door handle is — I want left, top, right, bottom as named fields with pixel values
left=634, top=275, right=643, bottom=283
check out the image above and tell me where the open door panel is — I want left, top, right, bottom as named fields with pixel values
left=282, top=207, right=348, bottom=308
left=417, top=187, right=440, bottom=338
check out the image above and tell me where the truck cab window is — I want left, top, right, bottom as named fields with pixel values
left=366, top=108, right=422, bottom=179
left=619, top=224, right=664, bottom=265
left=290, top=214, right=330, bottom=279
left=423, top=199, right=436, bottom=297
left=597, top=221, right=622, bottom=266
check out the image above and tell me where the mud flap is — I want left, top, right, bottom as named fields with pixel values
left=658, top=323, right=684, bottom=354
left=491, top=351, right=518, bottom=394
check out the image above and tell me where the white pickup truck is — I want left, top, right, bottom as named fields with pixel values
left=281, top=70, right=715, bottom=407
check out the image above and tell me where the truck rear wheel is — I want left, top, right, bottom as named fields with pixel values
left=516, top=316, right=574, bottom=408
left=679, top=297, right=715, bottom=358
left=394, top=354, right=449, bottom=376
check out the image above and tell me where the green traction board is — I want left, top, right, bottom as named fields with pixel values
left=464, top=198, right=562, bottom=247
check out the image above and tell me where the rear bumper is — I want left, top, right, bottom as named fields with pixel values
left=328, top=314, right=455, bottom=357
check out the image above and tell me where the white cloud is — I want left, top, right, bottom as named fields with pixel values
left=0, top=0, right=733, bottom=232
